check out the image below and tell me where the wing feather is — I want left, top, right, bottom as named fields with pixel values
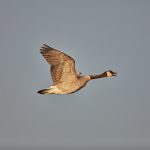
left=40, top=44, right=78, bottom=85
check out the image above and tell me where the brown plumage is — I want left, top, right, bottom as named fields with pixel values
left=37, top=44, right=117, bottom=94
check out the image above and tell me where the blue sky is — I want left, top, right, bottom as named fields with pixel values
left=0, top=0, right=150, bottom=149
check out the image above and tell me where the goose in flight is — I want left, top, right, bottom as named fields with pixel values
left=37, top=44, right=117, bottom=94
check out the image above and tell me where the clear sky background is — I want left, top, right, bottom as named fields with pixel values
left=0, top=0, right=150, bottom=150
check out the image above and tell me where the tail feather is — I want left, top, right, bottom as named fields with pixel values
left=37, top=89, right=50, bottom=94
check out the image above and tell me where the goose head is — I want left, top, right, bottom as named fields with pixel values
left=106, top=70, right=117, bottom=77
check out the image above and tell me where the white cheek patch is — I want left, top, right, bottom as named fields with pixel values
left=106, top=71, right=112, bottom=77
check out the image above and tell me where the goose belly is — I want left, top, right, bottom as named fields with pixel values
left=56, top=81, right=86, bottom=94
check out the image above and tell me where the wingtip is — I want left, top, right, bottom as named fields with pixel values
left=43, top=44, right=49, bottom=47
left=40, top=44, right=55, bottom=54
left=43, top=44, right=53, bottom=49
left=40, top=44, right=55, bottom=50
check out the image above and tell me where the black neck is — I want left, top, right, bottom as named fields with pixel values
left=90, top=72, right=107, bottom=79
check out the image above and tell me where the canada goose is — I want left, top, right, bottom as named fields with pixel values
left=37, top=44, right=117, bottom=94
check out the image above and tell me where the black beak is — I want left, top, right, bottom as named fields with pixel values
left=108, top=70, right=117, bottom=76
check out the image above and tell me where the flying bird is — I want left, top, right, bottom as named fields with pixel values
left=37, top=44, right=117, bottom=94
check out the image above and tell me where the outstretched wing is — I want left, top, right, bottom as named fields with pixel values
left=40, top=44, right=78, bottom=85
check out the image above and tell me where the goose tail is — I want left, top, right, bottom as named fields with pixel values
left=37, top=89, right=50, bottom=94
